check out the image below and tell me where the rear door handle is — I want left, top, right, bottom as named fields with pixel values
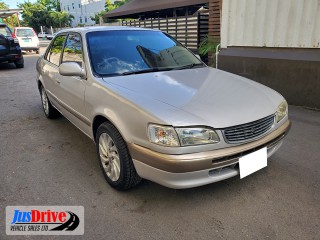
left=56, top=80, right=61, bottom=84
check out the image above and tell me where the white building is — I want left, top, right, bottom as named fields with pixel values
left=60, top=0, right=111, bottom=27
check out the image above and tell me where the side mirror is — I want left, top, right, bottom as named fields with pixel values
left=59, top=62, right=85, bottom=78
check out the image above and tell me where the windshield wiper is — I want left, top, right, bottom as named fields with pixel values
left=172, top=63, right=205, bottom=70
left=121, top=67, right=174, bottom=76
left=121, top=63, right=204, bottom=76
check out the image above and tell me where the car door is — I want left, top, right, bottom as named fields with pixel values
left=54, top=32, right=91, bottom=136
left=41, top=34, right=67, bottom=109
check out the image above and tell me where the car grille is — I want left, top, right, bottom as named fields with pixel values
left=223, top=114, right=275, bottom=144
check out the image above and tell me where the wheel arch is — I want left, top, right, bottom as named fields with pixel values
left=92, top=114, right=126, bottom=143
left=37, top=79, right=43, bottom=92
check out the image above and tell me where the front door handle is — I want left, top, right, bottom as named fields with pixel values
left=56, top=80, right=61, bottom=84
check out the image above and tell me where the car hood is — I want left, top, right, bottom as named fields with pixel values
left=102, top=67, right=284, bottom=128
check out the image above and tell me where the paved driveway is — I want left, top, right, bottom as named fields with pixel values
left=0, top=52, right=319, bottom=239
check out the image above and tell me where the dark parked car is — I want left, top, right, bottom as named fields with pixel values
left=0, top=23, right=24, bottom=68
left=46, top=33, right=54, bottom=40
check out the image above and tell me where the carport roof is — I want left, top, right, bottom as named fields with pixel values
left=105, top=0, right=208, bottom=18
left=0, top=9, right=22, bottom=18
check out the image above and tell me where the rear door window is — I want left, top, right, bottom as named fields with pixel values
left=46, top=34, right=67, bottom=66
left=0, top=26, right=11, bottom=36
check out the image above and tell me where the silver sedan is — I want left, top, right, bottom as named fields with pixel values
left=36, top=27, right=291, bottom=190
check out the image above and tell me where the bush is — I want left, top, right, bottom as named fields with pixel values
left=198, top=35, right=220, bottom=67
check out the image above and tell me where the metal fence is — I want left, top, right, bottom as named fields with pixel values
left=221, top=0, right=320, bottom=48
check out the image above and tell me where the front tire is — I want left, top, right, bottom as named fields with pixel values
left=96, top=122, right=141, bottom=190
left=40, top=85, right=60, bottom=119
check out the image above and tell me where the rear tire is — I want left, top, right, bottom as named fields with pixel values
left=96, top=122, right=141, bottom=190
left=14, top=62, right=24, bottom=68
left=40, top=85, right=60, bottom=119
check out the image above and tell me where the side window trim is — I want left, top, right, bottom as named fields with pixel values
left=59, top=33, right=69, bottom=65
left=44, top=33, right=67, bottom=66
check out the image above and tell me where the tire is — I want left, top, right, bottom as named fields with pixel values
left=40, top=85, right=60, bottom=119
left=96, top=122, right=141, bottom=190
left=14, top=62, right=24, bottom=68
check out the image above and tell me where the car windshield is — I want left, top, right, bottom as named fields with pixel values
left=86, top=30, right=204, bottom=76
left=16, top=29, right=34, bottom=37
left=0, top=26, right=11, bottom=36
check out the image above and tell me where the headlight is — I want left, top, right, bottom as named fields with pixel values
left=148, top=124, right=180, bottom=146
left=276, top=100, right=288, bottom=123
left=175, top=127, right=220, bottom=146
left=148, top=124, right=220, bottom=147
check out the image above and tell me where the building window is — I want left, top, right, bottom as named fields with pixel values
left=79, top=4, right=81, bottom=8
left=67, top=5, right=69, bottom=11
left=85, top=17, right=87, bottom=23
left=80, top=17, right=82, bottom=23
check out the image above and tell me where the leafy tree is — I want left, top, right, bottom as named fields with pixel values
left=0, top=1, right=19, bottom=28
left=0, top=1, right=9, bottom=10
left=18, top=0, right=72, bottom=32
left=18, top=0, right=74, bottom=32
left=92, top=0, right=128, bottom=24
left=49, top=11, right=74, bottom=28
left=38, top=0, right=61, bottom=11
left=5, top=15, right=19, bottom=28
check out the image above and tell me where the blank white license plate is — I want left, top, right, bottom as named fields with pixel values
left=239, top=147, right=267, bottom=179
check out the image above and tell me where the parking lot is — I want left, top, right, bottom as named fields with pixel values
left=0, top=50, right=319, bottom=239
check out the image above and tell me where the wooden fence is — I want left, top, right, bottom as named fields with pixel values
left=121, top=13, right=209, bottom=53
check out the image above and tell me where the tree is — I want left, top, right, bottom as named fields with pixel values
left=0, top=1, right=9, bottom=10
left=92, top=0, right=129, bottom=24
left=5, top=15, right=19, bottom=28
left=18, top=0, right=73, bottom=32
left=0, top=1, right=19, bottom=28
left=50, top=11, right=74, bottom=28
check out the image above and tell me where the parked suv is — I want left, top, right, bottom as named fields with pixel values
left=0, top=23, right=24, bottom=68
left=14, top=27, right=39, bottom=54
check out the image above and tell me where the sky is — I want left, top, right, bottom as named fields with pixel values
left=3, top=0, right=37, bottom=9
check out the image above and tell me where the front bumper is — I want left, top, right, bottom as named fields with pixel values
left=129, top=120, right=291, bottom=189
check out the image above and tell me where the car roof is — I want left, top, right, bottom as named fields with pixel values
left=57, top=26, right=160, bottom=35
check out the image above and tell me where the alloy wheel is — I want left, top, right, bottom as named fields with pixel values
left=98, top=133, right=121, bottom=182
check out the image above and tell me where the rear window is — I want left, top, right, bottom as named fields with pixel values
left=0, top=26, right=11, bottom=36
left=16, top=29, right=35, bottom=37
